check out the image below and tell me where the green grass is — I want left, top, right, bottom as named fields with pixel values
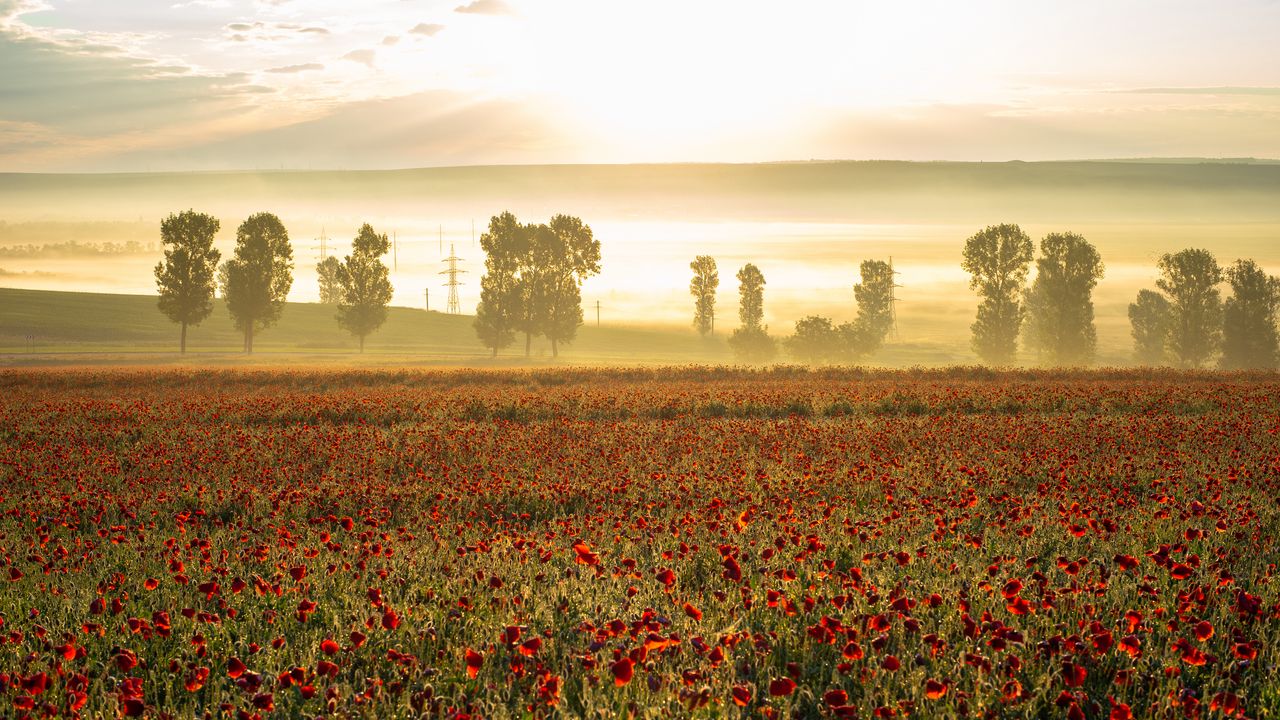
left=0, top=287, right=736, bottom=364
left=0, top=287, right=976, bottom=366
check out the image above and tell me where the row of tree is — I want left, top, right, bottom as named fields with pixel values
left=472, top=212, right=601, bottom=357
left=1129, top=251, right=1279, bottom=369
left=154, top=210, right=394, bottom=353
left=959, top=225, right=1105, bottom=366
left=687, top=256, right=896, bottom=364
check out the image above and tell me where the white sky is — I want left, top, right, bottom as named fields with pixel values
left=2, top=0, right=1279, bottom=171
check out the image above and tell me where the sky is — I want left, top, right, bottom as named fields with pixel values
left=1, top=0, right=1280, bottom=172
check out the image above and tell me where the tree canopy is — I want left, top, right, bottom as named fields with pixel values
left=218, top=212, right=293, bottom=354
left=690, top=255, right=719, bottom=337
left=1157, top=248, right=1222, bottom=368
left=335, top=224, right=394, bottom=352
left=962, top=223, right=1034, bottom=365
left=154, top=209, right=221, bottom=353
left=473, top=212, right=600, bottom=357
left=1128, top=289, right=1172, bottom=366
left=1023, top=232, right=1105, bottom=366
left=1221, top=259, right=1280, bottom=370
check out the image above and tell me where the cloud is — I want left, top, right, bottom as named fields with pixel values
left=72, top=91, right=577, bottom=171
left=223, top=21, right=329, bottom=42
left=410, top=22, right=445, bottom=36
left=1115, top=86, right=1280, bottom=96
left=0, top=18, right=272, bottom=171
left=454, top=0, right=513, bottom=16
left=381, top=35, right=399, bottom=46
left=264, top=62, right=323, bottom=74
left=340, top=49, right=376, bottom=67
left=0, top=0, right=48, bottom=23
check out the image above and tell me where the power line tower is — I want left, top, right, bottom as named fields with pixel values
left=888, top=255, right=903, bottom=341
left=311, top=227, right=329, bottom=263
left=440, top=243, right=466, bottom=315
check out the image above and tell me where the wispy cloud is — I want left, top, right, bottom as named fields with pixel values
left=409, top=22, right=444, bottom=36
left=340, top=48, right=375, bottom=67
left=454, top=0, right=513, bottom=16
left=265, top=62, right=323, bottom=74
left=1115, top=86, right=1280, bottom=96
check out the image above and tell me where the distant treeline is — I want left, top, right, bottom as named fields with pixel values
left=142, top=209, right=1280, bottom=368
left=0, top=241, right=156, bottom=258
left=704, top=222, right=1278, bottom=370
left=0, top=220, right=153, bottom=245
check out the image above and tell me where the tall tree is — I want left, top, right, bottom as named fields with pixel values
left=690, top=255, right=719, bottom=336
left=335, top=224, right=394, bottom=353
left=1128, top=289, right=1172, bottom=366
left=154, top=209, right=221, bottom=354
left=1022, top=232, right=1105, bottom=366
left=728, top=263, right=775, bottom=362
left=515, top=223, right=553, bottom=357
left=1221, top=259, right=1280, bottom=370
left=736, top=263, right=765, bottom=330
left=541, top=214, right=601, bottom=357
left=962, top=223, right=1034, bottom=365
left=845, top=259, right=895, bottom=358
left=316, top=256, right=341, bottom=304
left=473, top=212, right=524, bottom=356
left=1157, top=248, right=1223, bottom=368
left=218, top=212, right=293, bottom=354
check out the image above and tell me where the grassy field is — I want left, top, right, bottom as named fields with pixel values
left=1, top=367, right=1278, bottom=718
left=0, top=287, right=757, bottom=365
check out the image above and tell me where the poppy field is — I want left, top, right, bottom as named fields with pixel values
left=2, top=366, right=1280, bottom=719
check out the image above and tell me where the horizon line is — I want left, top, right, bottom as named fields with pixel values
left=3, top=156, right=1279, bottom=177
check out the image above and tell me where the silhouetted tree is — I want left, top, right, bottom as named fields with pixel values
left=541, top=214, right=601, bottom=357
left=690, top=255, right=719, bottom=336
left=736, top=263, right=765, bottom=329
left=729, top=263, right=775, bottom=362
left=846, top=259, right=895, bottom=358
left=1221, top=259, right=1280, bottom=370
left=786, top=316, right=841, bottom=364
left=1157, top=248, right=1222, bottom=368
left=317, top=256, right=341, bottom=304
left=1023, top=232, right=1105, bottom=366
left=1128, top=289, right=1172, bottom=366
left=335, top=224, right=394, bottom=353
left=474, top=212, right=524, bottom=356
left=218, top=212, right=293, bottom=354
left=962, top=223, right=1033, bottom=365
left=154, top=209, right=221, bottom=354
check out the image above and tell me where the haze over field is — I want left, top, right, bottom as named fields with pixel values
left=1, top=1, right=1278, bottom=364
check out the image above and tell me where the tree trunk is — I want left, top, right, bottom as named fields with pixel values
left=492, top=346, right=497, bottom=358
left=245, top=325, right=254, bottom=355
left=180, top=322, right=187, bottom=354
left=525, top=332, right=531, bottom=357
left=359, top=335, right=365, bottom=353
left=551, top=337, right=558, bottom=358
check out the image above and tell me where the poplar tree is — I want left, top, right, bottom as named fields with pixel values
left=690, top=255, right=719, bottom=336
left=335, top=224, right=394, bottom=352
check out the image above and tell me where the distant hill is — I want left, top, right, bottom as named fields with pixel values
left=3, top=160, right=1279, bottom=225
